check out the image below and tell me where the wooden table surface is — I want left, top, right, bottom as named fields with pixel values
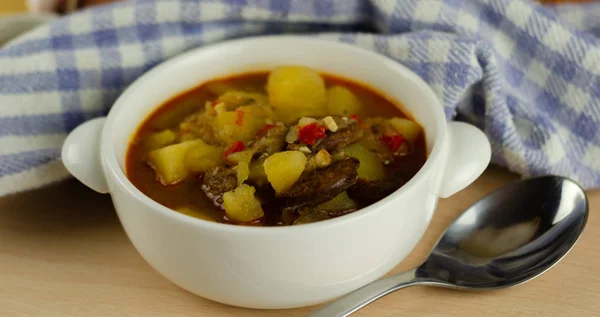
left=1, top=167, right=599, bottom=317
left=0, top=2, right=26, bottom=13
left=1, top=2, right=600, bottom=317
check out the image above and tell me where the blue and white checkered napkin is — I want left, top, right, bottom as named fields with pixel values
left=1, top=0, right=599, bottom=196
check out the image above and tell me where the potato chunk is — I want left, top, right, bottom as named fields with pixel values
left=148, top=139, right=205, bottom=185
left=343, top=143, right=384, bottom=181
left=215, top=106, right=269, bottom=143
left=326, top=86, right=362, bottom=116
left=387, top=118, right=422, bottom=143
left=267, top=66, right=327, bottom=123
left=143, top=130, right=177, bottom=151
left=223, top=184, right=264, bottom=223
left=184, top=140, right=224, bottom=173
left=263, top=151, right=307, bottom=193
left=216, top=91, right=269, bottom=111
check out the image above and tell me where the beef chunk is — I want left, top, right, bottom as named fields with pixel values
left=201, top=167, right=237, bottom=208
left=279, top=158, right=359, bottom=209
left=312, top=122, right=363, bottom=152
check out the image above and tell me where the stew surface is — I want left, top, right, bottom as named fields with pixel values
left=126, top=66, right=427, bottom=226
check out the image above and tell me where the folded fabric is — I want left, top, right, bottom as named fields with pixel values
left=0, top=0, right=599, bottom=196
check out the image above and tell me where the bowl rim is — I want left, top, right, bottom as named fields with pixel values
left=100, top=35, right=448, bottom=234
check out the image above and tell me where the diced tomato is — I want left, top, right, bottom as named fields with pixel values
left=379, top=133, right=406, bottom=153
left=256, top=124, right=277, bottom=138
left=298, top=122, right=327, bottom=145
left=349, top=114, right=362, bottom=124
left=235, top=109, right=244, bottom=126
left=223, top=141, right=245, bottom=157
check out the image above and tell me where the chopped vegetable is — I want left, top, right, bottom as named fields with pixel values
left=227, top=149, right=254, bottom=185
left=298, top=146, right=312, bottom=154
left=143, top=130, right=177, bottom=151
left=223, top=141, right=245, bottom=158
left=294, top=210, right=329, bottom=225
left=317, top=191, right=358, bottom=213
left=359, top=130, right=392, bottom=160
left=204, top=101, right=217, bottom=116
left=214, top=102, right=227, bottom=115
left=215, top=105, right=270, bottom=143
left=285, top=126, right=298, bottom=143
left=326, top=86, right=362, bottom=116
left=343, top=143, right=385, bottom=181
left=216, top=91, right=269, bottom=111
left=379, top=133, right=406, bottom=153
left=306, top=149, right=331, bottom=171
left=226, top=149, right=254, bottom=164
left=387, top=117, right=422, bottom=143
left=236, top=161, right=250, bottom=185
left=267, top=66, right=327, bottom=123
left=223, top=184, right=264, bottom=223
left=297, top=117, right=318, bottom=127
left=251, top=126, right=287, bottom=155
left=184, top=140, right=224, bottom=173
left=147, top=139, right=206, bottom=185
left=322, top=116, right=338, bottom=132
left=263, top=151, right=307, bottom=193
left=179, top=113, right=220, bottom=145
left=349, top=114, right=362, bottom=124
left=235, top=109, right=244, bottom=126
left=248, top=158, right=268, bottom=185
left=256, top=124, right=277, bottom=138
left=297, top=122, right=327, bottom=145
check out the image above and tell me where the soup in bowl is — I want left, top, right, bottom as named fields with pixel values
left=126, top=65, right=428, bottom=226
left=62, top=36, right=491, bottom=309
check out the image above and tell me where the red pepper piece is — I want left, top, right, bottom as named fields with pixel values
left=223, top=141, right=245, bottom=158
left=235, top=109, right=244, bottom=126
left=256, top=124, right=277, bottom=138
left=349, top=114, right=369, bottom=130
left=298, top=122, right=327, bottom=145
left=349, top=114, right=362, bottom=124
left=379, top=133, right=406, bottom=153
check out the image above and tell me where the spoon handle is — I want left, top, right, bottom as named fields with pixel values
left=305, top=268, right=420, bottom=317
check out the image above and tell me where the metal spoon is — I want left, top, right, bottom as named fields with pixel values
left=307, top=175, right=589, bottom=317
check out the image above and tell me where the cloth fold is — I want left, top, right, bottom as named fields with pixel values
left=1, top=0, right=599, bottom=196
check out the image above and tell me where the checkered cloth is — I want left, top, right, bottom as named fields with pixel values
left=1, top=0, right=599, bottom=196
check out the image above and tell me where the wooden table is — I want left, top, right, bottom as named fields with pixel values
left=1, top=167, right=599, bottom=317
left=0, top=2, right=26, bottom=13
left=1, top=2, right=599, bottom=317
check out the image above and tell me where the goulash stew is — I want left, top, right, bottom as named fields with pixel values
left=126, top=66, right=427, bottom=226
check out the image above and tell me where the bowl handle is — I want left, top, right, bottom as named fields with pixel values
left=435, top=121, right=491, bottom=198
left=61, top=117, right=109, bottom=194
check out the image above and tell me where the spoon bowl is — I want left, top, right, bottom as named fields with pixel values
left=307, top=175, right=589, bottom=316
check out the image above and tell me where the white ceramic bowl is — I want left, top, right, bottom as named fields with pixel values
left=62, top=35, right=491, bottom=309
